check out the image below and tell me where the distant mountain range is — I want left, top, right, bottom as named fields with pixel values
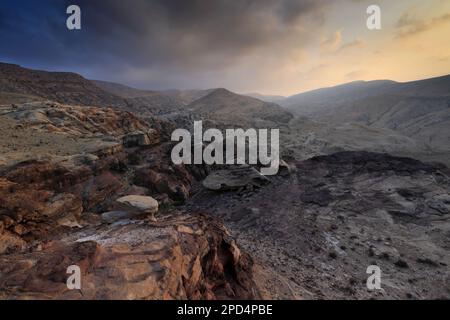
left=245, top=93, right=286, bottom=104
left=93, top=81, right=292, bottom=127
left=279, top=75, right=450, bottom=113
left=0, top=62, right=292, bottom=129
left=275, top=75, right=450, bottom=153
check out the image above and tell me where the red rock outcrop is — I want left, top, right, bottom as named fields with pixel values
left=0, top=213, right=257, bottom=300
left=0, top=98, right=258, bottom=300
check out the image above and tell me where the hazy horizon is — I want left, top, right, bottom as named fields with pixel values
left=3, top=59, right=449, bottom=98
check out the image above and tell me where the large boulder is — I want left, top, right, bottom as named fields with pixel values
left=115, top=195, right=159, bottom=215
left=122, top=130, right=159, bottom=148
left=134, top=167, right=191, bottom=202
left=202, top=166, right=270, bottom=191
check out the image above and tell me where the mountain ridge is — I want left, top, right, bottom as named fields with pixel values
left=280, top=74, right=450, bottom=109
left=0, top=62, right=124, bottom=107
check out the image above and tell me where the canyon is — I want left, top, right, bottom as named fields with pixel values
left=0, top=62, right=449, bottom=299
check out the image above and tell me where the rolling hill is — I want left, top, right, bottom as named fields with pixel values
left=281, top=75, right=450, bottom=154
left=0, top=63, right=124, bottom=107
left=186, top=88, right=293, bottom=128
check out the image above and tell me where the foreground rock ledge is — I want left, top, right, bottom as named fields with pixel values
left=0, top=213, right=258, bottom=300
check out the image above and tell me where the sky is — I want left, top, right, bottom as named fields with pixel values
left=0, top=0, right=449, bottom=96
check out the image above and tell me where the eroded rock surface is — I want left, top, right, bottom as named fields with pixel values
left=0, top=213, right=257, bottom=300
left=0, top=101, right=257, bottom=300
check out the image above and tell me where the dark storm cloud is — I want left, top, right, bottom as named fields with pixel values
left=67, top=0, right=326, bottom=68
left=0, top=0, right=327, bottom=89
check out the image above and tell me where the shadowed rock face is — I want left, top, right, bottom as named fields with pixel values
left=0, top=156, right=257, bottom=300
left=186, top=151, right=450, bottom=299
left=122, top=130, right=159, bottom=147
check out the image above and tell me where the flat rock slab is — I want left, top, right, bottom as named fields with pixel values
left=116, top=195, right=159, bottom=214
left=101, top=211, right=133, bottom=224
left=202, top=166, right=270, bottom=191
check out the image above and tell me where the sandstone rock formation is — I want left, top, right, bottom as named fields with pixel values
left=0, top=101, right=157, bottom=166
left=0, top=213, right=257, bottom=300
left=0, top=98, right=259, bottom=300
left=0, top=138, right=205, bottom=255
